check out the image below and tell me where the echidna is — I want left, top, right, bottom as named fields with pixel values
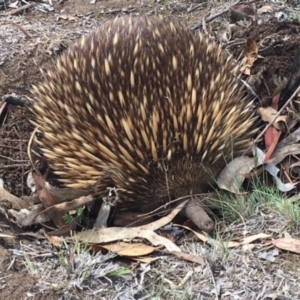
left=29, top=16, right=257, bottom=231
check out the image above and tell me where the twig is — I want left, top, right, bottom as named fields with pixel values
left=202, top=17, right=208, bottom=35
left=99, top=7, right=136, bottom=15
left=0, top=154, right=28, bottom=162
left=192, top=0, right=241, bottom=31
left=0, top=145, right=20, bottom=150
left=138, top=192, right=220, bottom=218
left=191, top=0, right=260, bottom=31
left=13, top=126, right=25, bottom=196
left=5, top=2, right=36, bottom=16
left=10, top=21, right=34, bottom=39
left=2, top=163, right=31, bottom=169
left=187, top=3, right=205, bottom=13
left=243, top=84, right=300, bottom=156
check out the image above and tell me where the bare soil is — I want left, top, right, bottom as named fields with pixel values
left=1, top=0, right=300, bottom=299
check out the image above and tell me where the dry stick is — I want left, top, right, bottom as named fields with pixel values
left=188, top=3, right=205, bottom=14
left=13, top=126, right=25, bottom=196
left=192, top=0, right=241, bottom=31
left=2, top=164, right=31, bottom=169
left=5, top=2, right=36, bottom=16
left=138, top=192, right=219, bottom=219
left=243, top=84, right=300, bottom=156
left=10, top=21, right=34, bottom=39
left=191, top=0, right=261, bottom=30
left=0, top=145, right=20, bottom=150
left=0, top=154, right=27, bottom=162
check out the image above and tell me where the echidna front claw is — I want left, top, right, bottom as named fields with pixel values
left=182, top=199, right=215, bottom=232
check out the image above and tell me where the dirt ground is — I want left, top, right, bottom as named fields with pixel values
left=1, top=0, right=300, bottom=299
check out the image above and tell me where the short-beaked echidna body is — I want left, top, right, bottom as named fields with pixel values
left=30, top=16, right=257, bottom=229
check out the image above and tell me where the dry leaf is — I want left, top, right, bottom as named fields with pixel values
left=258, top=107, right=287, bottom=131
left=271, top=144, right=300, bottom=165
left=240, top=63, right=251, bottom=76
left=257, top=5, right=274, bottom=14
left=0, top=187, right=29, bottom=210
left=133, top=256, right=157, bottom=263
left=32, top=172, right=85, bottom=228
left=258, top=106, right=276, bottom=122
left=225, top=233, right=272, bottom=248
left=277, top=126, right=300, bottom=148
left=75, top=227, right=181, bottom=252
left=253, top=146, right=266, bottom=165
left=172, top=251, right=204, bottom=264
left=264, top=126, right=281, bottom=162
left=40, top=195, right=93, bottom=216
left=57, top=15, right=77, bottom=21
left=74, top=201, right=188, bottom=252
left=216, top=22, right=231, bottom=43
left=272, top=237, right=300, bottom=254
left=174, top=224, right=209, bottom=240
left=246, top=38, right=258, bottom=64
left=33, top=173, right=65, bottom=226
left=265, top=163, right=295, bottom=192
left=253, top=147, right=295, bottom=192
left=8, top=204, right=51, bottom=227
left=217, top=156, right=256, bottom=193
left=178, top=225, right=271, bottom=249
left=102, top=242, right=157, bottom=257
left=240, top=38, right=259, bottom=75
left=258, top=105, right=283, bottom=161
left=8, top=204, right=50, bottom=227
left=8, top=1, right=19, bottom=8
left=176, top=225, right=209, bottom=243
left=45, top=234, right=64, bottom=248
